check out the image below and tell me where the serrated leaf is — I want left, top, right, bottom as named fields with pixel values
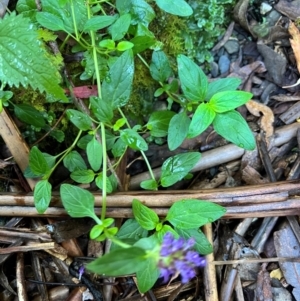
left=150, top=50, right=172, bottom=82
left=36, top=12, right=65, bottom=31
left=60, top=184, right=97, bottom=220
left=136, top=259, right=160, bottom=293
left=206, top=77, right=241, bottom=101
left=213, top=110, right=256, bottom=150
left=188, top=103, right=215, bottom=138
left=155, top=0, right=193, bottom=16
left=83, top=15, right=118, bottom=32
left=34, top=179, right=52, bottom=214
left=177, top=54, right=208, bottom=102
left=167, top=112, right=190, bottom=151
left=166, top=199, right=226, bottom=229
left=109, top=13, right=131, bottom=41
left=14, top=104, right=45, bottom=128
left=140, top=179, right=158, bottom=190
left=67, top=109, right=92, bottom=130
left=0, top=13, right=67, bottom=101
left=87, top=247, right=146, bottom=276
left=175, top=228, right=213, bottom=255
left=16, top=0, right=37, bottom=20
left=95, top=173, right=113, bottom=194
left=102, top=50, right=134, bottom=109
left=132, top=199, right=159, bottom=230
left=70, top=169, right=95, bottom=184
left=63, top=151, right=87, bottom=172
left=90, top=96, right=113, bottom=122
left=120, top=129, right=148, bottom=151
left=87, top=137, right=102, bottom=171
left=209, top=91, right=253, bottom=113
left=29, top=146, right=50, bottom=176
left=160, top=152, right=201, bottom=187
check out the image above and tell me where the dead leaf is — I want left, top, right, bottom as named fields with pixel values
left=246, top=100, right=274, bottom=140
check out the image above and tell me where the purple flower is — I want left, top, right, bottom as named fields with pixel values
left=158, top=232, right=206, bottom=284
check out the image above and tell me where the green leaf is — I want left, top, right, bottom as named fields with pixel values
left=132, top=199, right=159, bottom=230
left=136, top=259, right=160, bottom=293
left=29, top=146, right=50, bottom=176
left=87, top=137, right=102, bottom=171
left=36, top=12, right=65, bottom=31
left=209, top=91, right=253, bottom=113
left=66, top=109, right=92, bottom=131
left=87, top=247, right=146, bottom=276
left=50, top=129, right=65, bottom=142
left=120, top=129, right=148, bottom=151
left=213, top=110, right=256, bottom=150
left=90, top=97, right=113, bottom=123
left=95, top=173, right=113, bottom=194
left=150, top=50, right=172, bottom=82
left=175, top=228, right=213, bottom=255
left=16, top=0, right=37, bottom=20
left=115, top=219, right=148, bottom=242
left=42, top=153, right=56, bottom=169
left=155, top=224, right=178, bottom=241
left=83, top=15, right=118, bottom=32
left=206, top=78, right=241, bottom=101
left=155, top=0, right=193, bottom=16
left=130, top=0, right=155, bottom=26
left=140, top=179, right=158, bottom=190
left=167, top=112, right=190, bottom=151
left=0, top=13, right=67, bottom=101
left=113, top=118, right=126, bottom=131
left=130, top=35, right=156, bottom=54
left=188, top=103, right=215, bottom=138
left=109, top=13, right=131, bottom=41
left=160, top=152, right=201, bottom=187
left=177, top=54, right=208, bottom=102
left=166, top=199, right=226, bottom=229
left=63, top=151, right=87, bottom=172
left=70, top=169, right=95, bottom=184
left=102, top=50, right=134, bottom=109
left=34, top=180, right=52, bottom=214
left=14, top=104, right=45, bottom=128
left=60, top=184, right=97, bottom=220
left=99, top=39, right=116, bottom=50
left=112, top=138, right=127, bottom=157
left=117, top=41, right=134, bottom=51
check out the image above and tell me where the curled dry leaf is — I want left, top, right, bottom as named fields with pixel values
left=246, top=100, right=274, bottom=140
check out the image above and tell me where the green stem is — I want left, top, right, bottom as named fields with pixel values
left=70, top=0, right=79, bottom=41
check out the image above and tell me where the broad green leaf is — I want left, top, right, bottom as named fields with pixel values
left=115, top=219, right=148, bottom=241
left=132, top=199, right=159, bottom=230
left=87, top=247, right=146, bottom=276
left=213, top=110, right=256, bottom=150
left=116, top=0, right=131, bottom=14
left=60, top=184, right=97, bottom=220
left=36, top=12, right=65, bottom=31
left=188, top=103, right=215, bottom=138
left=95, top=173, right=113, bottom=193
left=177, top=54, right=208, bottom=102
left=166, top=199, right=226, bottom=229
left=175, top=228, right=213, bottom=255
left=167, top=112, right=190, bottom=151
left=42, top=153, right=56, bottom=169
left=109, top=13, right=131, bottom=41
left=90, top=97, right=113, bottom=123
left=136, top=258, right=160, bottom=293
left=70, top=169, right=95, bottom=184
left=50, top=129, right=65, bottom=142
left=67, top=109, right=92, bottom=130
left=102, top=50, right=134, bottom=109
left=113, top=118, right=126, bottom=131
left=39, top=0, right=87, bottom=33
left=160, top=152, right=201, bottom=187
left=0, top=13, right=66, bottom=101
left=83, top=15, right=118, bottom=32
left=150, top=50, right=172, bottom=82
left=34, top=180, right=52, bottom=214
left=112, top=138, right=127, bottom=157
left=206, top=78, right=241, bottom=101
left=209, top=91, right=253, bottom=113
left=155, top=0, right=193, bottom=16
left=120, top=129, right=148, bottom=151
left=63, top=151, right=87, bottom=172
left=14, top=104, right=45, bottom=128
left=29, top=146, right=50, bottom=176
left=106, top=130, right=117, bottom=150
left=87, top=137, right=102, bottom=171
left=130, top=35, right=156, bottom=54
left=117, top=41, right=134, bottom=51
left=16, top=0, right=37, bottom=20
left=99, top=39, right=115, bottom=50
left=140, top=179, right=158, bottom=190
left=155, top=224, right=178, bottom=242
left=130, top=0, right=155, bottom=26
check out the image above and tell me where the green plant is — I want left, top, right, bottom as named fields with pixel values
left=0, top=0, right=254, bottom=293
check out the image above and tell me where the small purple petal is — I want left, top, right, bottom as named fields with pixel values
left=185, top=251, right=206, bottom=267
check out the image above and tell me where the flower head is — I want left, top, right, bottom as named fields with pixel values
left=158, top=232, right=206, bottom=284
